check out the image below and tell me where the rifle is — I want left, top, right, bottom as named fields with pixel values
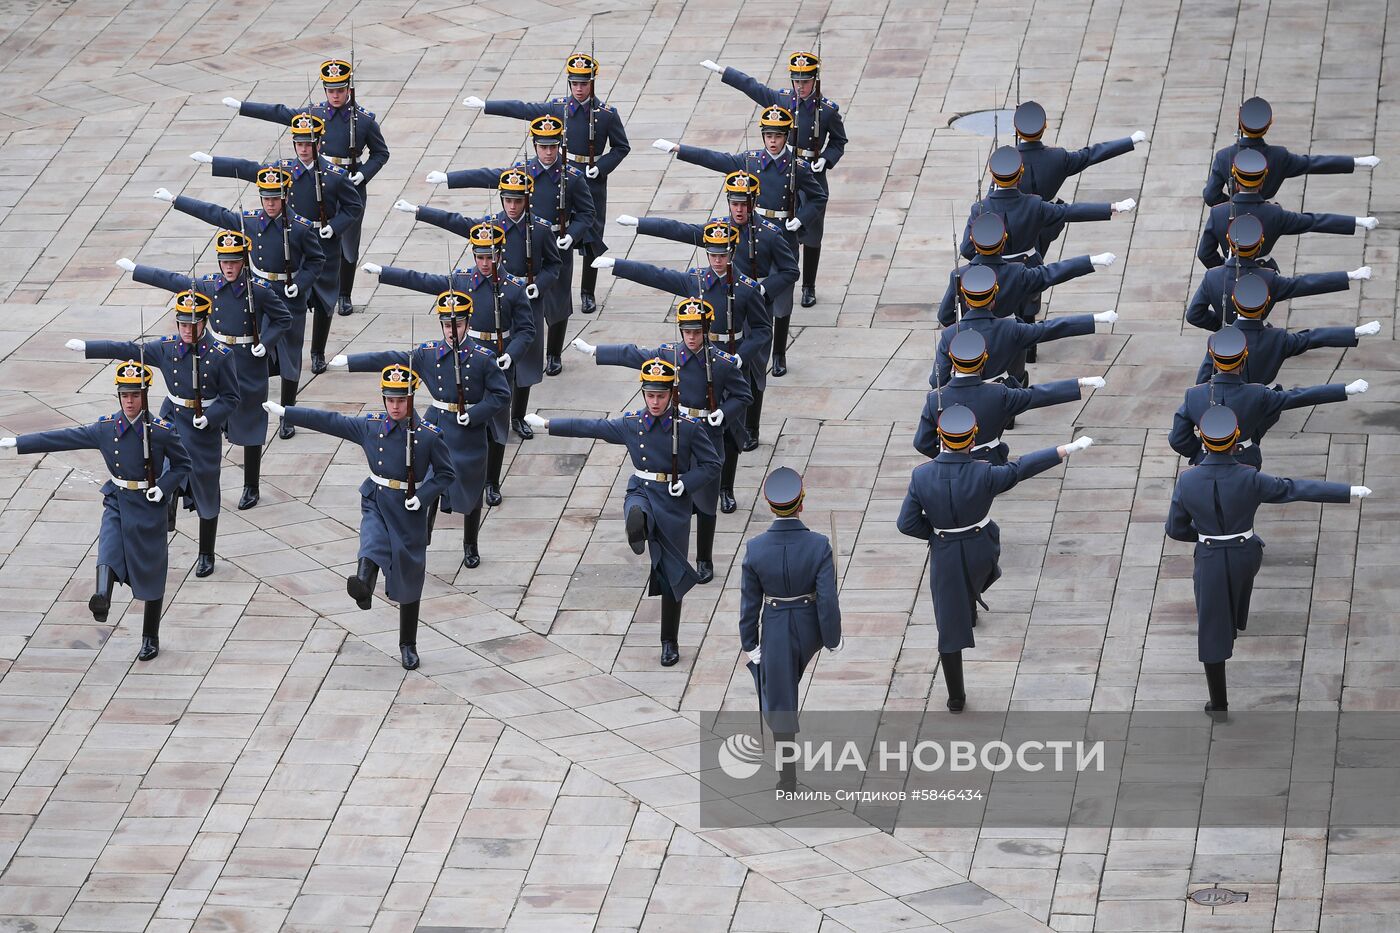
left=305, top=73, right=329, bottom=227
left=486, top=191, right=505, bottom=355
left=448, top=238, right=466, bottom=416
left=522, top=184, right=535, bottom=292
left=691, top=271, right=717, bottom=414
left=787, top=113, right=798, bottom=221
left=237, top=191, right=260, bottom=348
left=278, top=168, right=293, bottom=294
left=743, top=144, right=757, bottom=268
left=1223, top=45, right=1245, bottom=328
left=810, top=35, right=822, bottom=163
left=588, top=23, right=598, bottom=172
left=138, top=319, right=155, bottom=488
left=406, top=292, right=417, bottom=503
left=725, top=231, right=737, bottom=353
left=672, top=331, right=681, bottom=486
left=348, top=25, right=360, bottom=177
left=557, top=125, right=570, bottom=235
left=189, top=247, right=202, bottom=420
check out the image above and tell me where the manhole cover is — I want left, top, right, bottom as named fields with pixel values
left=1189, top=888, right=1249, bottom=907
left=949, top=109, right=1017, bottom=138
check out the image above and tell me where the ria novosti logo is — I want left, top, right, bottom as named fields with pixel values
left=717, top=733, right=764, bottom=779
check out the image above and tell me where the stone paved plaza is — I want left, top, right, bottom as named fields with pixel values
left=0, top=0, right=1397, bottom=930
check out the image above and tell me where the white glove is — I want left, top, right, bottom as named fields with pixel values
left=1111, top=198, right=1136, bottom=214
left=706, top=409, right=724, bottom=427
left=1348, top=266, right=1372, bottom=281
left=746, top=647, right=761, bottom=665
left=585, top=165, right=599, bottom=179
left=1090, top=252, right=1117, bottom=267
left=810, top=157, right=827, bottom=173
left=153, top=187, right=175, bottom=202
left=426, top=171, right=448, bottom=185
left=785, top=218, right=802, bottom=232
left=222, top=97, right=241, bottom=110
left=701, top=60, right=724, bottom=73
left=653, top=138, right=679, bottom=153
left=732, top=353, right=742, bottom=368
left=405, top=495, right=421, bottom=511
left=0, top=438, right=14, bottom=448
left=1130, top=130, right=1147, bottom=144
left=250, top=343, right=266, bottom=358
left=1352, top=485, right=1373, bottom=498
left=571, top=337, right=596, bottom=356
left=283, top=283, right=298, bottom=299
left=827, top=637, right=844, bottom=654
left=615, top=215, right=638, bottom=227
left=329, top=355, right=348, bottom=370
left=146, top=487, right=164, bottom=503
left=1357, top=216, right=1379, bottom=231
left=556, top=234, right=573, bottom=250
left=525, top=283, right=540, bottom=299
left=462, top=96, right=486, bottom=109
left=1355, top=156, right=1380, bottom=168
left=1356, top=321, right=1381, bottom=337
left=348, top=171, right=364, bottom=186
left=524, top=412, right=548, bottom=430
left=115, top=258, right=136, bottom=272
left=496, top=353, right=512, bottom=370
left=361, top=263, right=383, bottom=277
left=1066, top=436, right=1095, bottom=453
left=394, top=199, right=417, bottom=214
left=65, top=339, right=85, bottom=352
left=1346, top=379, right=1369, bottom=395
left=1094, top=309, right=1119, bottom=324
left=191, top=415, right=208, bottom=430
left=319, top=224, right=334, bottom=239
left=591, top=257, right=615, bottom=269
left=758, top=284, right=766, bottom=297
left=669, top=479, right=685, bottom=497
left=456, top=411, right=470, bottom=426
left=190, top=151, right=213, bottom=164
left=1079, top=376, right=1106, bottom=389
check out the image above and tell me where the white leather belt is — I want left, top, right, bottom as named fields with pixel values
left=933, top=516, right=991, bottom=536
left=430, top=399, right=463, bottom=413
left=468, top=329, right=508, bottom=341
left=206, top=325, right=258, bottom=346
left=986, top=371, right=1011, bottom=384
left=972, top=438, right=1003, bottom=452
left=110, top=475, right=151, bottom=490
left=566, top=153, right=594, bottom=164
left=167, top=395, right=211, bottom=409
left=368, top=474, right=410, bottom=491
left=251, top=264, right=287, bottom=282
left=1236, top=439, right=1254, bottom=449
left=550, top=223, right=562, bottom=233
left=1199, top=529, right=1255, bottom=542
left=756, top=207, right=791, bottom=219
left=764, top=593, right=816, bottom=607
left=679, top=406, right=710, bottom=419
left=324, top=155, right=350, bottom=166
left=634, top=470, right=672, bottom=482
left=795, top=147, right=819, bottom=158
left=1003, top=248, right=1040, bottom=260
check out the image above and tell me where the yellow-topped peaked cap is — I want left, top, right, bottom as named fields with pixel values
left=380, top=364, right=420, bottom=396
left=639, top=357, right=678, bottom=387
left=675, top=297, right=715, bottom=328
left=320, top=59, right=352, bottom=88
left=289, top=112, right=325, bottom=141
left=114, top=360, right=154, bottom=392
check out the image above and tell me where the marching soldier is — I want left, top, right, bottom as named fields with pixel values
left=464, top=51, right=631, bottom=314
left=2, top=362, right=191, bottom=661
left=914, top=331, right=1104, bottom=462
left=523, top=359, right=721, bottom=667
left=266, top=365, right=455, bottom=670
left=68, top=292, right=240, bottom=578
left=571, top=297, right=751, bottom=579
left=195, top=110, right=364, bottom=374
left=1186, top=215, right=1367, bottom=334
left=897, top=405, right=1093, bottom=711
left=1168, top=325, right=1367, bottom=469
left=1197, top=150, right=1376, bottom=270
left=223, top=58, right=390, bottom=316
left=397, top=169, right=562, bottom=440
left=428, top=114, right=595, bottom=376
left=621, top=171, right=796, bottom=441
left=1011, top=100, right=1147, bottom=255
left=933, top=266, right=1117, bottom=388
left=155, top=166, right=325, bottom=439
left=738, top=467, right=843, bottom=791
left=590, top=222, right=770, bottom=509
left=1189, top=273, right=1382, bottom=385
left=1166, top=406, right=1370, bottom=713
left=361, top=221, right=532, bottom=506
left=940, top=212, right=1116, bottom=327
left=116, top=231, right=290, bottom=511
left=653, top=107, right=826, bottom=375
left=702, top=51, right=848, bottom=307
left=1203, top=96, right=1379, bottom=206
left=329, top=292, right=510, bottom=568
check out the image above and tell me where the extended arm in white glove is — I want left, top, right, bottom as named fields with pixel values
left=1357, top=216, right=1380, bottom=231
left=571, top=338, right=596, bottom=356
left=1090, top=252, right=1117, bottom=268
left=262, top=401, right=286, bottom=418
left=1349, top=266, right=1372, bottom=280
left=65, top=339, right=85, bottom=352
left=426, top=171, right=447, bottom=185
left=153, top=188, right=174, bottom=203
left=1357, top=321, right=1381, bottom=337
left=524, top=412, right=548, bottom=431
left=701, top=60, right=724, bottom=73
left=222, top=97, right=241, bottom=109
left=190, top=152, right=213, bottom=164
left=462, top=96, right=485, bottom=109
left=115, top=258, right=136, bottom=272
left=1061, top=436, right=1095, bottom=456
left=361, top=262, right=382, bottom=276
left=1356, top=156, right=1380, bottom=168
left=1130, top=130, right=1147, bottom=144
left=1352, top=485, right=1373, bottom=498
left=590, top=257, right=615, bottom=269
left=329, top=355, right=348, bottom=370
left=393, top=199, right=418, bottom=214
left=1346, top=379, right=1369, bottom=395
left=1093, top=309, right=1119, bottom=324
left=0, top=438, right=15, bottom=448
left=1111, top=198, right=1137, bottom=214
left=653, top=138, right=679, bottom=153
left=615, top=215, right=638, bottom=227
left=1079, top=376, right=1106, bottom=389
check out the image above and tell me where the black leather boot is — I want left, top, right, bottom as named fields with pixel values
left=659, top=592, right=681, bottom=666
left=742, top=387, right=763, bottom=452
left=347, top=558, right=378, bottom=610
left=195, top=517, right=217, bottom=578
left=484, top=442, right=505, bottom=506
left=399, top=600, right=420, bottom=670
left=544, top=321, right=566, bottom=376
left=425, top=498, right=439, bottom=546
left=941, top=651, right=966, bottom=712
left=626, top=506, right=648, bottom=555
left=90, top=564, right=115, bottom=624
left=771, top=316, right=789, bottom=377
left=138, top=598, right=162, bottom=661
left=580, top=255, right=599, bottom=313
left=800, top=245, right=820, bottom=307
left=278, top=378, right=298, bottom=439
left=775, top=732, right=798, bottom=791
left=720, top=435, right=740, bottom=512
left=1204, top=661, right=1228, bottom=717
left=463, top=508, right=481, bottom=569
left=238, top=445, right=261, bottom=510
left=310, top=309, right=331, bottom=374
left=695, top=512, right=716, bottom=584
left=167, top=495, right=178, bottom=533
left=511, top=387, right=533, bottom=440
left=338, top=258, right=357, bottom=314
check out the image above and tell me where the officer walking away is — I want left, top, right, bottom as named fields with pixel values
left=738, top=467, right=843, bottom=791
left=2, top=362, right=191, bottom=661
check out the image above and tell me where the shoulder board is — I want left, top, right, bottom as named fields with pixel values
left=200, top=273, right=220, bottom=283
left=711, top=347, right=738, bottom=365
left=421, top=421, right=443, bottom=436
left=152, top=417, right=174, bottom=431
left=605, top=104, right=618, bottom=114
left=418, top=341, right=436, bottom=350
left=367, top=412, right=386, bottom=421
left=512, top=159, right=529, bottom=169
left=532, top=216, right=552, bottom=228
left=679, top=413, right=703, bottom=425
left=355, top=105, right=376, bottom=119
left=291, top=213, right=315, bottom=228
left=565, top=164, right=585, bottom=178
left=658, top=342, right=676, bottom=350
left=738, top=272, right=759, bottom=289
left=503, top=272, right=526, bottom=287
left=323, top=162, right=348, bottom=177
left=778, top=88, right=794, bottom=98
left=242, top=209, right=260, bottom=218
left=160, top=334, right=178, bottom=344
left=709, top=216, right=728, bottom=224
left=98, top=414, right=113, bottom=423
left=757, top=217, right=782, bottom=233
left=823, top=97, right=839, bottom=111
left=213, top=343, right=231, bottom=356
left=251, top=276, right=270, bottom=289
left=624, top=409, right=643, bottom=418
left=551, top=97, right=568, bottom=105
left=473, top=344, right=495, bottom=358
